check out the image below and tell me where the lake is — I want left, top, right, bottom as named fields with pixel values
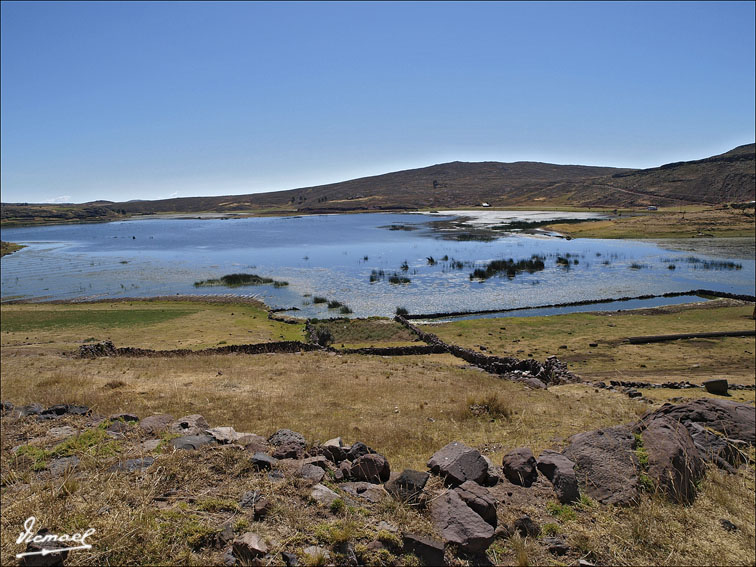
left=1, top=211, right=754, bottom=318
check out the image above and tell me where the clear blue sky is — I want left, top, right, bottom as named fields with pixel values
left=1, top=1, right=754, bottom=204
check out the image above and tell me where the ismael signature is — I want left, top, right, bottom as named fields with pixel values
left=16, top=516, right=96, bottom=559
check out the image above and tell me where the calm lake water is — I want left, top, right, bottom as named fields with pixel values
left=1, top=212, right=754, bottom=318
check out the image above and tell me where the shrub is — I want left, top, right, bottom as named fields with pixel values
left=395, top=307, right=409, bottom=316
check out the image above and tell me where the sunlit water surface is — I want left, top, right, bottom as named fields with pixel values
left=2, top=213, right=753, bottom=318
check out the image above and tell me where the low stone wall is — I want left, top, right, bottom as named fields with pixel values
left=76, top=340, right=322, bottom=359
left=403, top=289, right=756, bottom=320
left=394, top=315, right=581, bottom=386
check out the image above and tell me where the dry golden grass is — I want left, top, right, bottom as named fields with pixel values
left=1, top=298, right=754, bottom=565
left=547, top=205, right=756, bottom=239
left=427, top=300, right=756, bottom=387
left=0, top=350, right=648, bottom=470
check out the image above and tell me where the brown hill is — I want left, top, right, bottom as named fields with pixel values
left=2, top=145, right=754, bottom=225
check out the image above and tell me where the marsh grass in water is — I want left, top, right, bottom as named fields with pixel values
left=193, top=273, right=288, bottom=288
left=469, top=256, right=546, bottom=281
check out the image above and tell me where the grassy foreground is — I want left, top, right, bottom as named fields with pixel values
left=1, top=299, right=754, bottom=565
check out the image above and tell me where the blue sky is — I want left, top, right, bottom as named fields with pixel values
left=1, top=1, right=754, bottom=204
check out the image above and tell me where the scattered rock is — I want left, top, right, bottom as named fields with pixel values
left=41, top=404, right=90, bottom=417
left=703, top=379, right=729, bottom=396
left=268, top=429, right=306, bottom=449
left=107, top=420, right=131, bottom=434
left=109, top=413, right=139, bottom=423
left=298, top=463, right=326, bottom=483
left=17, top=403, right=44, bottom=417
left=562, top=425, right=639, bottom=506
left=206, top=426, right=240, bottom=444
left=254, top=497, right=270, bottom=520
left=240, top=491, right=263, bottom=509
left=402, top=532, right=445, bottom=566
left=427, top=441, right=488, bottom=486
left=720, top=519, right=738, bottom=532
left=346, top=441, right=375, bottom=461
left=140, top=439, right=161, bottom=452
left=341, top=482, right=389, bottom=503
left=536, top=450, right=579, bottom=504
left=250, top=453, right=277, bottom=471
left=350, top=453, right=390, bottom=483
left=310, top=483, right=340, bottom=507
left=322, top=438, right=348, bottom=463
left=233, top=532, right=268, bottom=562
left=543, top=536, right=570, bottom=555
left=170, top=434, right=216, bottom=451
left=48, top=456, right=80, bottom=477
left=222, top=546, right=237, bottom=566
left=139, top=414, right=174, bottom=435
left=108, top=457, right=155, bottom=473
left=302, top=455, right=329, bottom=470
left=454, top=480, right=497, bottom=527
left=513, top=515, right=540, bottom=538
left=431, top=489, right=494, bottom=552
left=384, top=469, right=429, bottom=505
left=335, top=460, right=352, bottom=481
left=281, top=551, right=299, bottom=566
left=501, top=447, right=538, bottom=487
left=1, top=401, right=13, bottom=415
left=170, top=414, right=209, bottom=436
left=272, top=441, right=304, bottom=459
left=302, top=546, right=330, bottom=563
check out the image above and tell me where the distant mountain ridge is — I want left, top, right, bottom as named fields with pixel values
left=2, top=144, right=754, bottom=223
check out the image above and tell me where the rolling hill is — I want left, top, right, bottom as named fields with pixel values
left=2, top=144, right=754, bottom=225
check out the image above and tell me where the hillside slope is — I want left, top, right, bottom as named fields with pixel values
left=2, top=145, right=754, bottom=224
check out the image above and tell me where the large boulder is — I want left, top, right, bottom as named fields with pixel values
left=638, top=399, right=755, bottom=469
left=562, top=425, right=639, bottom=506
left=431, top=490, right=494, bottom=553
left=350, top=453, right=390, bottom=483
left=636, top=416, right=705, bottom=503
left=501, top=447, right=538, bottom=487
left=536, top=450, right=579, bottom=504
left=427, top=441, right=488, bottom=486
left=402, top=533, right=445, bottom=566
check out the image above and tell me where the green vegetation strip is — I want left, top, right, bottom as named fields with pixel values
left=0, top=308, right=196, bottom=333
left=194, top=273, right=288, bottom=288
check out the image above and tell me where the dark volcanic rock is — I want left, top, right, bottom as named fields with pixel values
left=268, top=429, right=306, bottom=449
left=513, top=515, right=540, bottom=538
left=431, top=490, right=494, bottom=553
left=536, top=450, right=579, bottom=504
left=501, top=447, right=538, bottom=487
left=703, top=379, right=729, bottom=395
left=171, top=434, right=216, bottom=451
left=385, top=469, right=429, bottom=504
left=41, top=404, right=90, bottom=417
left=638, top=416, right=706, bottom=503
left=454, top=480, right=497, bottom=527
left=139, top=414, right=174, bottom=435
left=402, top=533, right=445, bottom=566
left=427, top=441, right=488, bottom=486
left=638, top=399, right=755, bottom=468
left=543, top=536, right=570, bottom=555
left=562, top=425, right=639, bottom=506
left=350, top=453, right=390, bottom=483
left=346, top=441, right=375, bottom=461
left=250, top=453, right=277, bottom=470
left=272, top=441, right=304, bottom=459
